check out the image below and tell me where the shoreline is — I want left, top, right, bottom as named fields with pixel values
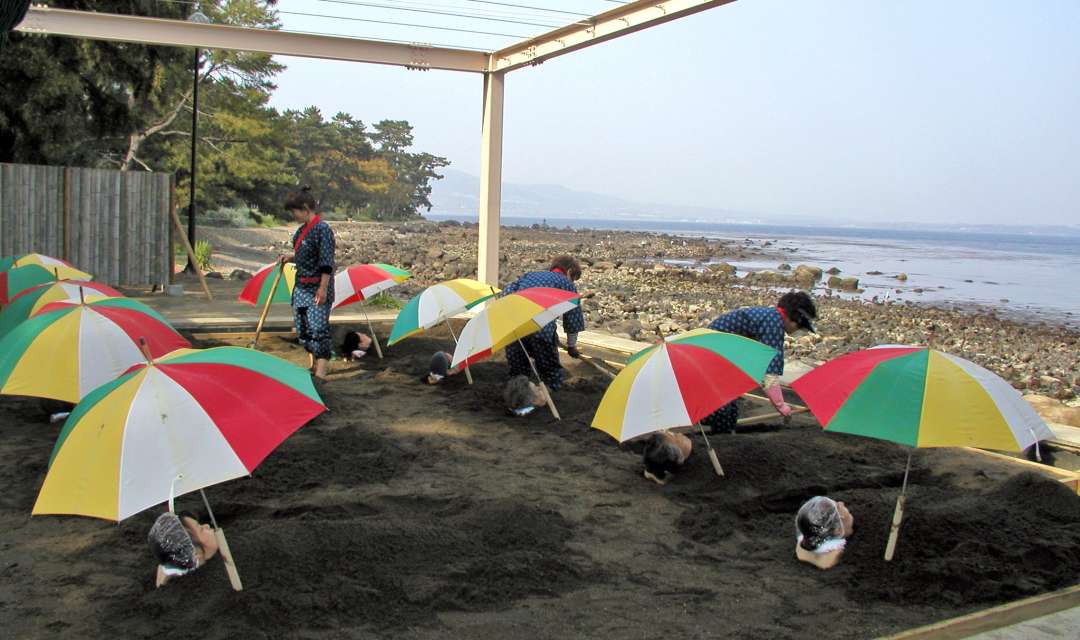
left=197, top=220, right=1079, bottom=406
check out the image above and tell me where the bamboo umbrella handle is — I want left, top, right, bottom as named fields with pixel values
left=251, top=263, right=284, bottom=349
left=364, top=308, right=383, bottom=359
left=884, top=494, right=906, bottom=561
left=444, top=318, right=473, bottom=384
left=518, top=338, right=560, bottom=420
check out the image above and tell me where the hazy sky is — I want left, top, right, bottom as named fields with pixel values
left=267, top=0, right=1080, bottom=225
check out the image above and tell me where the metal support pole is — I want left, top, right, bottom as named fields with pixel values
left=477, top=71, right=504, bottom=286
left=185, top=45, right=200, bottom=273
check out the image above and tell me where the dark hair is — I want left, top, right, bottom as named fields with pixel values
left=643, top=434, right=682, bottom=481
left=549, top=255, right=582, bottom=281
left=778, top=290, right=817, bottom=330
left=284, top=186, right=318, bottom=212
left=504, top=375, right=538, bottom=411
left=796, top=510, right=830, bottom=551
left=341, top=331, right=363, bottom=355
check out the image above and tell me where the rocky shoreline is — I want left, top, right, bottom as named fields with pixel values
left=204, top=219, right=1080, bottom=410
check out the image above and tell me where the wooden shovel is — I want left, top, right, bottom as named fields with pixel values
left=251, top=262, right=284, bottom=349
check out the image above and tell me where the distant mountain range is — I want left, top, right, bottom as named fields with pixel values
left=427, top=168, right=1080, bottom=236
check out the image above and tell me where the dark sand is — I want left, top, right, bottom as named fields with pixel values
left=1, top=327, right=1078, bottom=639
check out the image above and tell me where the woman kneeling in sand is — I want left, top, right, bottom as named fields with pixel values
left=795, top=496, right=854, bottom=570
left=642, top=432, right=692, bottom=485
left=148, top=511, right=219, bottom=587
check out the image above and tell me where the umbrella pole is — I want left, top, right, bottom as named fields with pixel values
left=363, top=307, right=384, bottom=359
left=251, top=264, right=284, bottom=349
left=696, top=423, right=725, bottom=477
left=199, top=489, right=243, bottom=591
left=884, top=451, right=913, bottom=562
left=444, top=319, right=473, bottom=384
left=517, top=338, right=561, bottom=421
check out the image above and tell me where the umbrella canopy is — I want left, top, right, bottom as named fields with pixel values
left=591, top=329, right=779, bottom=442
left=332, top=263, right=411, bottom=310
left=238, top=262, right=296, bottom=306
left=388, top=278, right=499, bottom=346
left=791, top=345, right=1053, bottom=451
left=0, top=280, right=123, bottom=338
left=0, top=262, right=94, bottom=304
left=0, top=297, right=189, bottom=403
left=0, top=253, right=83, bottom=273
left=450, top=287, right=580, bottom=370
left=33, top=346, right=326, bottom=521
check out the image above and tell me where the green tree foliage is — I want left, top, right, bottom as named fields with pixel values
left=0, top=0, right=448, bottom=221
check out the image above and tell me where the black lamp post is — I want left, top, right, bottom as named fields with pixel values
left=185, top=9, right=210, bottom=272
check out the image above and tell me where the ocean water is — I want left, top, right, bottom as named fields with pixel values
left=426, top=214, right=1080, bottom=329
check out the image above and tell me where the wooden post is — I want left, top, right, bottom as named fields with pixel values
left=168, top=175, right=177, bottom=284
left=62, top=167, right=71, bottom=262
left=168, top=198, right=213, bottom=300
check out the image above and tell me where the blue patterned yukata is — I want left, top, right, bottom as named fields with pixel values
left=291, top=218, right=335, bottom=360
left=501, top=269, right=585, bottom=391
left=701, top=306, right=786, bottom=431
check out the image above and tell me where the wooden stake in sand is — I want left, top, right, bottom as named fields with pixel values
left=199, top=489, right=243, bottom=591
left=517, top=338, right=560, bottom=420
left=696, top=423, right=725, bottom=477
left=167, top=201, right=213, bottom=300
left=884, top=451, right=914, bottom=562
left=251, top=262, right=285, bottom=349
left=444, top=318, right=473, bottom=384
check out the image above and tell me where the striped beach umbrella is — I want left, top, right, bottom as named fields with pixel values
left=450, top=287, right=581, bottom=370
left=33, top=346, right=326, bottom=521
left=238, top=261, right=296, bottom=306
left=331, top=263, right=411, bottom=310
left=790, top=345, right=1052, bottom=451
left=591, top=329, right=778, bottom=442
left=0, top=297, right=189, bottom=403
left=791, top=345, right=1054, bottom=560
left=0, top=280, right=123, bottom=338
left=0, top=262, right=94, bottom=304
left=0, top=253, right=83, bottom=274
left=388, top=278, right=498, bottom=346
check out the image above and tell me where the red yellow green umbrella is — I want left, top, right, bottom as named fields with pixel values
left=33, top=346, right=325, bottom=521
left=331, top=263, right=411, bottom=310
left=791, top=345, right=1054, bottom=560
left=0, top=262, right=94, bottom=304
left=591, top=328, right=778, bottom=442
left=0, top=280, right=123, bottom=338
left=0, top=253, right=85, bottom=274
left=238, top=261, right=296, bottom=307
left=0, top=297, right=189, bottom=402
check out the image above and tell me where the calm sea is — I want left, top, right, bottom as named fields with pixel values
left=426, top=214, right=1080, bottom=329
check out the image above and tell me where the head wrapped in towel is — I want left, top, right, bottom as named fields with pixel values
left=504, top=375, right=544, bottom=416
left=643, top=434, right=683, bottom=483
left=795, top=496, right=845, bottom=553
left=148, top=512, right=198, bottom=575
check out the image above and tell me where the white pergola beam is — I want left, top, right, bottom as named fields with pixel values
left=477, top=72, right=505, bottom=286
left=15, top=6, right=489, bottom=73
left=492, top=0, right=738, bottom=72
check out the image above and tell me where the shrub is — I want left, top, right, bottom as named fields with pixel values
left=194, top=240, right=213, bottom=271
left=366, top=292, right=402, bottom=309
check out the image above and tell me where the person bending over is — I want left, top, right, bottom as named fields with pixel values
left=504, top=375, right=548, bottom=416
left=149, top=511, right=219, bottom=587
left=701, top=290, right=817, bottom=432
left=795, top=496, right=854, bottom=570
left=642, top=431, right=693, bottom=485
left=500, top=255, right=586, bottom=391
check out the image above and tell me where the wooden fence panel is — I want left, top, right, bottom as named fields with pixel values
left=0, top=163, right=172, bottom=286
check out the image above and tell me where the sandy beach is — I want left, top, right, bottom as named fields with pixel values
left=1, top=220, right=1078, bottom=638
left=1, top=328, right=1078, bottom=639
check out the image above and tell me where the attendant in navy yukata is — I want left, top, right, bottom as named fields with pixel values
left=501, top=255, right=586, bottom=392
left=280, top=187, right=335, bottom=380
left=701, top=291, right=818, bottom=432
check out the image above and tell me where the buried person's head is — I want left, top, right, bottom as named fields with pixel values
left=794, top=496, right=854, bottom=570
left=341, top=331, right=372, bottom=360
left=642, top=432, right=692, bottom=485
left=148, top=511, right=219, bottom=587
left=504, top=375, right=546, bottom=416
left=423, top=351, right=453, bottom=385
